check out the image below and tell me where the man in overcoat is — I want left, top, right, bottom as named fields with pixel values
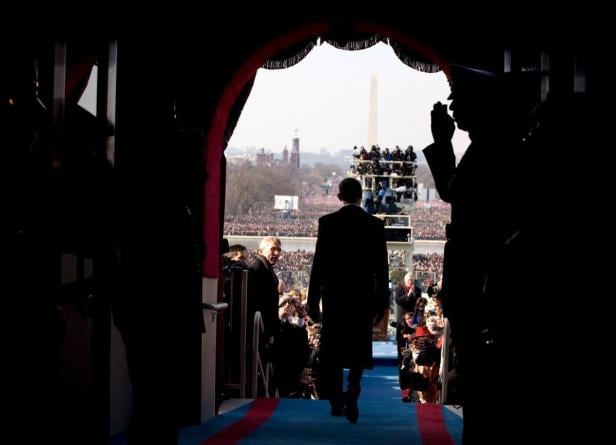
left=308, top=177, right=389, bottom=423
left=248, top=236, right=282, bottom=396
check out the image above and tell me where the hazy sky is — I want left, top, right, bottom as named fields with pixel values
left=228, top=41, right=470, bottom=155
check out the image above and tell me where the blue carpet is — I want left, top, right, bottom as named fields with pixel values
left=111, top=365, right=462, bottom=444
left=181, top=365, right=460, bottom=445
left=442, top=406, right=464, bottom=445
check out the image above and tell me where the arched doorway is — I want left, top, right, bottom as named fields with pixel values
left=202, top=20, right=451, bottom=277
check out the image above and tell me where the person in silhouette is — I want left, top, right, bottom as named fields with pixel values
left=423, top=64, right=524, bottom=444
left=480, top=90, right=591, bottom=444
left=307, top=177, right=389, bottom=423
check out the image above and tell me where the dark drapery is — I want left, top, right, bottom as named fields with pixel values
left=389, top=40, right=441, bottom=73
left=262, top=38, right=317, bottom=70
left=224, top=75, right=256, bottom=145
left=261, top=28, right=442, bottom=73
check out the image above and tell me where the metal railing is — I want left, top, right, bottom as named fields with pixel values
left=250, top=311, right=274, bottom=399
left=222, top=270, right=248, bottom=398
left=224, top=269, right=274, bottom=399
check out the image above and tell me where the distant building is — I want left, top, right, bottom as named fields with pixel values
left=226, top=153, right=253, bottom=165
left=290, top=136, right=300, bottom=168
left=256, top=147, right=274, bottom=167
left=254, top=137, right=299, bottom=168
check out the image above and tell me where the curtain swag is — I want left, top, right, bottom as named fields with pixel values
left=262, top=39, right=317, bottom=70
left=324, top=34, right=384, bottom=51
left=390, top=41, right=441, bottom=73
left=262, top=29, right=442, bottom=74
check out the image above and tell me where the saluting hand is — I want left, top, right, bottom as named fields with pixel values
left=431, top=101, right=455, bottom=144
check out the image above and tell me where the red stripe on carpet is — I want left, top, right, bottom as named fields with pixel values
left=416, top=404, right=455, bottom=445
left=200, top=398, right=280, bottom=445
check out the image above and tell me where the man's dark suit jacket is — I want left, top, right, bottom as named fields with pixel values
left=308, top=203, right=389, bottom=369
left=247, top=255, right=279, bottom=340
left=394, top=282, right=423, bottom=324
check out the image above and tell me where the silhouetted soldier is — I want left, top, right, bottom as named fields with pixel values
left=424, top=64, right=523, bottom=444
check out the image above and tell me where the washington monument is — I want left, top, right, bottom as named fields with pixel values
left=368, top=74, right=378, bottom=147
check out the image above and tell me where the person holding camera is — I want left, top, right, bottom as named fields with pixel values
left=307, top=177, right=389, bottom=423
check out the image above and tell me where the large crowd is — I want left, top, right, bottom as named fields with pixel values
left=223, top=239, right=446, bottom=405
left=224, top=199, right=450, bottom=240
left=239, top=248, right=442, bottom=291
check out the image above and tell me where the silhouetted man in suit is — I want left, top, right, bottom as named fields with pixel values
left=308, top=177, right=389, bottom=423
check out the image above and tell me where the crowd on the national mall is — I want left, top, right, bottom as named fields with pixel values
left=224, top=200, right=450, bottom=240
